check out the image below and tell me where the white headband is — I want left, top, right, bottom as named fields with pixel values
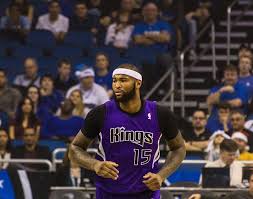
left=112, top=68, right=142, bottom=81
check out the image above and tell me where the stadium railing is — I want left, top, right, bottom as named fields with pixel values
left=179, top=20, right=216, bottom=117
left=0, top=158, right=53, bottom=171
left=227, top=0, right=253, bottom=64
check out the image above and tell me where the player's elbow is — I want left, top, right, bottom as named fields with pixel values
left=68, top=143, right=76, bottom=162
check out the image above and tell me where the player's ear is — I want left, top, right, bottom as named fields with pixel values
left=136, top=80, right=142, bottom=89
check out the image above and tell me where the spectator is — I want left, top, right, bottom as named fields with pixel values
left=40, top=74, right=64, bottom=114
left=66, top=67, right=109, bottom=111
left=55, top=146, right=94, bottom=188
left=69, top=1, right=98, bottom=33
left=0, top=3, right=31, bottom=41
left=184, top=110, right=211, bottom=152
left=54, top=59, right=78, bottom=95
left=232, top=132, right=253, bottom=161
left=189, top=172, right=253, bottom=198
left=205, top=130, right=230, bottom=161
left=88, top=0, right=103, bottom=17
left=207, top=65, right=248, bottom=124
left=94, top=53, right=113, bottom=97
left=7, top=0, right=34, bottom=22
left=9, top=97, right=40, bottom=140
left=43, top=99, right=84, bottom=140
left=238, top=55, right=253, bottom=100
left=159, top=0, right=178, bottom=24
left=206, top=103, right=232, bottom=134
left=238, top=44, right=252, bottom=59
left=132, top=2, right=171, bottom=52
left=227, top=110, right=246, bottom=136
left=12, top=127, right=51, bottom=170
left=13, top=57, right=41, bottom=94
left=36, top=0, right=69, bottom=41
left=204, top=139, right=243, bottom=187
left=0, top=69, right=22, bottom=119
left=68, top=89, right=89, bottom=118
left=0, top=129, right=11, bottom=169
left=0, top=111, right=9, bottom=131
left=105, top=11, right=134, bottom=49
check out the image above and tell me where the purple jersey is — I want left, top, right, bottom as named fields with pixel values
left=96, top=100, right=161, bottom=193
left=81, top=99, right=179, bottom=195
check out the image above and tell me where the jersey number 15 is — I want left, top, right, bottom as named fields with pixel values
left=133, top=149, right=152, bottom=166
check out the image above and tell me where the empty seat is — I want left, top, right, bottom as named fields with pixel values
left=26, top=30, right=56, bottom=49
left=53, top=46, right=83, bottom=59
left=13, top=46, right=43, bottom=58
left=64, top=31, right=93, bottom=49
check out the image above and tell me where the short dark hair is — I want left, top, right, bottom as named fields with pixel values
left=217, top=102, right=231, bottom=110
left=142, top=1, right=159, bottom=9
left=57, top=58, right=71, bottom=68
left=117, top=64, right=140, bottom=73
left=75, top=0, right=87, bottom=7
left=230, top=109, right=245, bottom=116
left=48, top=0, right=60, bottom=7
left=224, top=64, right=238, bottom=73
left=40, top=74, right=54, bottom=84
left=220, top=139, right=238, bottom=152
left=193, top=109, right=207, bottom=116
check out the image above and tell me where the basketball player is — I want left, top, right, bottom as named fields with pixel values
left=69, top=64, right=186, bottom=198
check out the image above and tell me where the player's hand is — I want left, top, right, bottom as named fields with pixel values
left=188, top=194, right=201, bottom=199
left=142, top=172, right=163, bottom=191
left=219, top=85, right=234, bottom=93
left=94, top=161, right=119, bottom=180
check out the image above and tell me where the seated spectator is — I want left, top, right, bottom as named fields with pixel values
left=69, top=1, right=98, bottom=33
left=0, top=69, right=22, bottom=119
left=189, top=172, right=253, bottom=198
left=205, top=130, right=230, bottom=161
left=0, top=129, right=11, bottom=169
left=40, top=74, right=64, bottom=114
left=9, top=97, right=40, bottom=140
left=105, top=11, right=134, bottom=49
left=238, top=43, right=252, bottom=58
left=36, top=0, right=69, bottom=42
left=55, top=146, right=94, bottom=188
left=54, top=59, right=78, bottom=95
left=7, top=0, right=34, bottom=22
left=184, top=110, right=211, bottom=152
left=13, top=57, right=41, bottom=94
left=66, top=67, right=109, bottom=111
left=206, top=103, right=232, bottom=134
left=68, top=89, right=89, bottom=118
left=0, top=3, right=30, bottom=41
left=0, top=111, right=9, bottom=131
left=232, top=132, right=253, bottom=161
left=94, top=53, right=113, bottom=97
left=204, top=139, right=244, bottom=187
left=88, top=0, right=103, bottom=17
left=132, top=2, right=171, bottom=52
left=207, top=65, right=248, bottom=121
left=12, top=127, right=51, bottom=170
left=43, top=99, right=84, bottom=140
left=238, top=54, right=253, bottom=100
left=227, top=110, right=246, bottom=136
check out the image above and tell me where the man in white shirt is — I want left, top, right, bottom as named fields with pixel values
left=13, top=57, right=40, bottom=92
left=36, top=0, right=69, bottom=41
left=204, top=139, right=244, bottom=187
left=66, top=67, right=109, bottom=112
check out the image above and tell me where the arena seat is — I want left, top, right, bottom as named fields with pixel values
left=26, top=30, right=56, bottom=49
left=53, top=46, right=84, bottom=59
left=64, top=31, right=93, bottom=50
left=13, top=46, right=43, bottom=59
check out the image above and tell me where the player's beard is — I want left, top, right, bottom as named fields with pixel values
left=114, top=84, right=136, bottom=103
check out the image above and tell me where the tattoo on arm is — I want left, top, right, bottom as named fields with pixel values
left=158, top=132, right=186, bottom=180
left=69, top=131, right=99, bottom=171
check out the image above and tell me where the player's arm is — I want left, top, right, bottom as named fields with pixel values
left=69, top=105, right=119, bottom=180
left=157, top=132, right=186, bottom=180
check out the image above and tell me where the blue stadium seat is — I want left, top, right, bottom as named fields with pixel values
left=0, top=57, right=23, bottom=81
left=26, top=30, right=56, bottom=49
left=53, top=46, right=83, bottom=59
left=37, top=57, right=58, bottom=74
left=125, top=46, right=158, bottom=65
left=13, top=46, right=43, bottom=59
left=72, top=57, right=94, bottom=70
left=64, top=31, right=94, bottom=49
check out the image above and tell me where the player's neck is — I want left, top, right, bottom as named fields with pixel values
left=119, top=95, right=142, bottom=114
